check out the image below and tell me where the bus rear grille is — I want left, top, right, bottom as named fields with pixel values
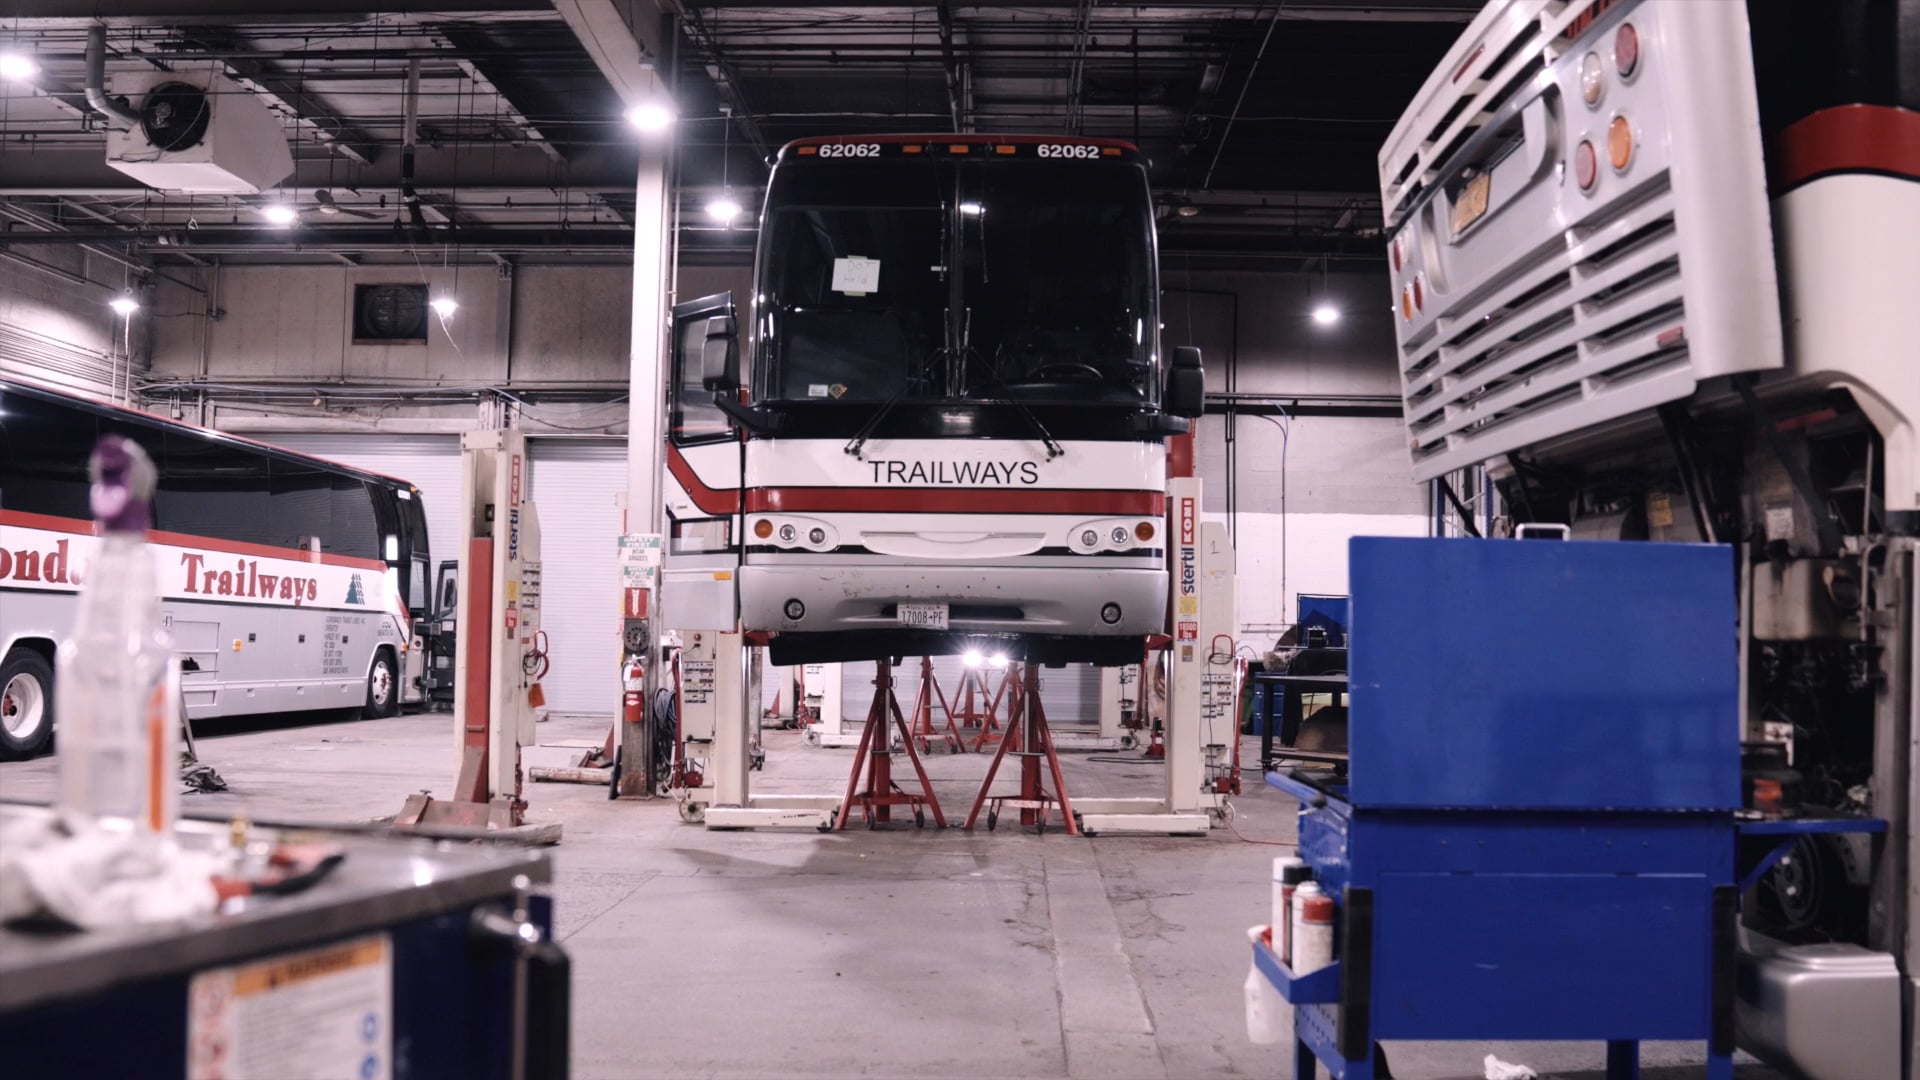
left=1403, top=179, right=1687, bottom=478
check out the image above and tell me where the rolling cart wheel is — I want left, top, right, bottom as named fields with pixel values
left=867, top=815, right=878, bottom=830
left=914, top=808, right=926, bottom=828
left=817, top=821, right=834, bottom=833
left=987, top=811, right=998, bottom=832
left=1035, top=819, right=1045, bottom=835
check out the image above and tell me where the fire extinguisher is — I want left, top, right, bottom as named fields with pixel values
left=622, top=659, right=645, bottom=726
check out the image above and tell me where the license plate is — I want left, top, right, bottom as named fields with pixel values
left=1451, top=170, right=1492, bottom=237
left=897, top=603, right=950, bottom=630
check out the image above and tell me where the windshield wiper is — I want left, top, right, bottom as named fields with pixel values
left=843, top=384, right=911, bottom=461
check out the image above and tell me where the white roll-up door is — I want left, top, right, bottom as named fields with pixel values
left=526, top=439, right=626, bottom=717
left=269, top=435, right=464, bottom=576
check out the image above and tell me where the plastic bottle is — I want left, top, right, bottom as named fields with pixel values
left=1291, top=882, right=1335, bottom=975
left=1243, top=925, right=1286, bottom=1045
left=55, top=436, right=179, bottom=836
left=1273, top=858, right=1311, bottom=963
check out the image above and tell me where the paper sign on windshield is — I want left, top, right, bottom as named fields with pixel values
left=831, top=256, right=880, bottom=295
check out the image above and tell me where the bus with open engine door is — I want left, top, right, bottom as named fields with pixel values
left=664, top=133, right=1204, bottom=666
left=1378, top=2, right=1917, bottom=1075
left=0, top=378, right=434, bottom=758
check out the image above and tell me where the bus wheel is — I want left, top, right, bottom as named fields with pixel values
left=363, top=650, right=399, bottom=719
left=0, top=647, right=55, bottom=760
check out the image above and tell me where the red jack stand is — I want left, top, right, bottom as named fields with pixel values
left=965, top=664, right=1079, bottom=835
left=965, top=666, right=1015, bottom=752
left=835, top=661, right=948, bottom=830
left=907, top=657, right=966, bottom=754
left=1143, top=722, right=1167, bottom=760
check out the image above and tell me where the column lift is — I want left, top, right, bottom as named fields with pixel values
left=665, top=473, right=1237, bottom=836
left=397, top=430, right=557, bottom=842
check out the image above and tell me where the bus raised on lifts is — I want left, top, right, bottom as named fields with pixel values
left=0, top=379, right=435, bottom=758
left=663, top=134, right=1204, bottom=665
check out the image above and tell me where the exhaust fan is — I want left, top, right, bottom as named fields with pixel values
left=104, top=71, right=294, bottom=194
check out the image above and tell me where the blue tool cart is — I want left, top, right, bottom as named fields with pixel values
left=1257, top=537, right=1744, bottom=1080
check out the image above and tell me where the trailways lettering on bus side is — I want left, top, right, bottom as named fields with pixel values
left=179, top=553, right=319, bottom=605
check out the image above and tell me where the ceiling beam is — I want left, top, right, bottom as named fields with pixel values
left=935, top=1, right=967, bottom=133
left=167, top=29, right=379, bottom=165
left=4, top=1, right=553, bottom=21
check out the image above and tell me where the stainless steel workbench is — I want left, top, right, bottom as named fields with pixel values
left=0, top=804, right=566, bottom=1080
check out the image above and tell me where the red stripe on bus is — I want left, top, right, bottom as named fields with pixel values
left=0, top=508, right=387, bottom=571
left=667, top=444, right=741, bottom=515
left=745, top=488, right=1165, bottom=516
left=1770, top=105, right=1920, bottom=192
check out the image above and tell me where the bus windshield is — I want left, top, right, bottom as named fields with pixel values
left=757, top=155, right=1157, bottom=409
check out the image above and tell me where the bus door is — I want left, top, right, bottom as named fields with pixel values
left=664, top=293, right=743, bottom=631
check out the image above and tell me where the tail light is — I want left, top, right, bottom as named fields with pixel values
left=1579, top=51, right=1605, bottom=106
left=1607, top=115, right=1634, bottom=171
left=1390, top=237, right=1403, bottom=273
left=1412, top=275, right=1425, bottom=312
left=1614, top=22, right=1640, bottom=78
left=1574, top=139, right=1599, bottom=191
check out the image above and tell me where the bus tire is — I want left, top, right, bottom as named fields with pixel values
left=1, top=646, right=56, bottom=760
left=363, top=649, right=399, bottom=719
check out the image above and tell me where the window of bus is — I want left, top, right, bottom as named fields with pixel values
left=0, top=389, right=96, bottom=521
left=671, top=314, right=732, bottom=443
left=759, top=160, right=948, bottom=403
left=955, top=162, right=1157, bottom=405
left=158, top=433, right=271, bottom=547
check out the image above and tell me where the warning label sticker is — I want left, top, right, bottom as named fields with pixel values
left=188, top=934, right=392, bottom=1080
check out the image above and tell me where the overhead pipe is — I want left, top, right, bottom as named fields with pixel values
left=85, top=25, right=145, bottom=130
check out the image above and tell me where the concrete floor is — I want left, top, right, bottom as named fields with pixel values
left=0, top=709, right=1776, bottom=1080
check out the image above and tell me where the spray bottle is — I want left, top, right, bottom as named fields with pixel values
left=55, top=436, right=179, bottom=836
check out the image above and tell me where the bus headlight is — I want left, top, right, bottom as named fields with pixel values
left=778, top=523, right=797, bottom=543
left=1081, top=529, right=1100, bottom=548
left=1110, top=526, right=1130, bottom=545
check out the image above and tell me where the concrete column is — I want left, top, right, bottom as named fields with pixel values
left=618, top=138, right=673, bottom=796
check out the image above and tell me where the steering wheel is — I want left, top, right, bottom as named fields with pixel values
left=1025, top=362, right=1104, bottom=383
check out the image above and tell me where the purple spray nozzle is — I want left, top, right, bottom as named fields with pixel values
left=89, top=435, right=157, bottom=534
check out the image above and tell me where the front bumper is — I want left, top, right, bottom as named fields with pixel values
left=741, top=562, right=1167, bottom=639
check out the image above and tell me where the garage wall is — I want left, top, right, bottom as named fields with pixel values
left=0, top=243, right=150, bottom=400
left=1168, top=268, right=1426, bottom=648
left=148, top=261, right=756, bottom=396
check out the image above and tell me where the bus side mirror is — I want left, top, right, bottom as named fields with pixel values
left=701, top=315, right=738, bottom=392
left=1166, top=346, right=1204, bottom=418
